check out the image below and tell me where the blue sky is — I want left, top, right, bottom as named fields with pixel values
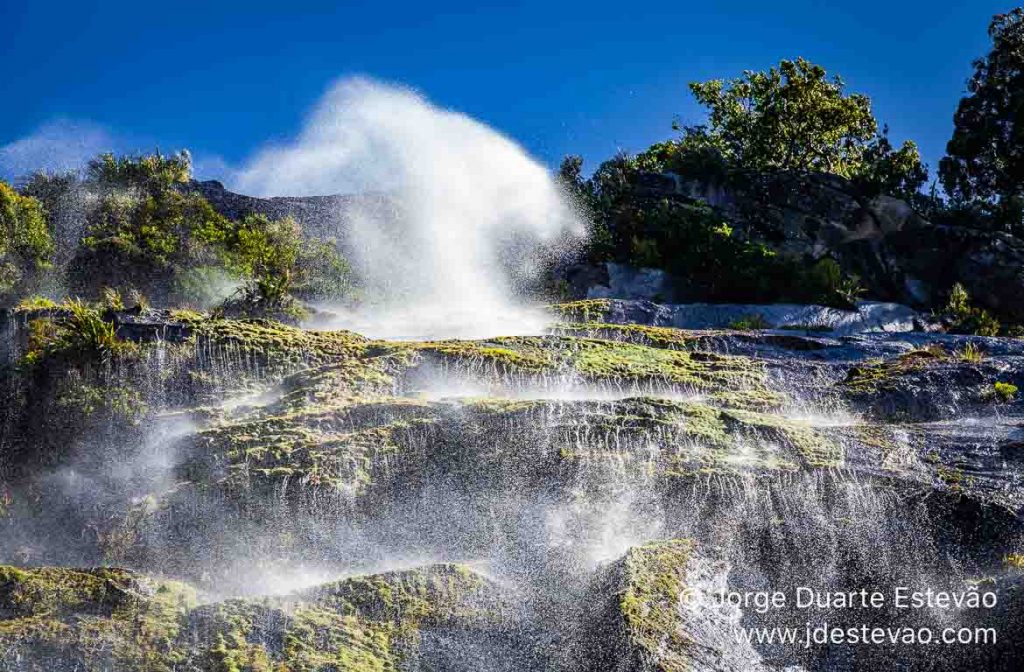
left=0, top=1, right=1006, bottom=188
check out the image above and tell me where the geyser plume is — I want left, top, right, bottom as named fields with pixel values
left=235, top=77, right=583, bottom=339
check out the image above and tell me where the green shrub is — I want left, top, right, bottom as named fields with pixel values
left=59, top=151, right=350, bottom=315
left=219, top=214, right=350, bottom=318
left=0, top=181, right=54, bottom=305
left=994, top=381, right=1018, bottom=402
left=85, top=150, right=191, bottom=191
left=728, top=314, right=770, bottom=330
left=21, top=299, right=131, bottom=366
left=941, top=283, right=1001, bottom=336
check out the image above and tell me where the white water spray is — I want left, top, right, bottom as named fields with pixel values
left=235, top=77, right=583, bottom=339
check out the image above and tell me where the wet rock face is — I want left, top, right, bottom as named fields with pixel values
left=0, top=302, right=1023, bottom=670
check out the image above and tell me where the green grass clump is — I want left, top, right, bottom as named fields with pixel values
left=728, top=313, right=770, bottom=330
left=20, top=298, right=135, bottom=366
left=957, top=342, right=985, bottom=362
left=993, top=381, right=1018, bottom=402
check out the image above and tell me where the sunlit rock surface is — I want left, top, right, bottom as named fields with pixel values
left=0, top=300, right=1022, bottom=669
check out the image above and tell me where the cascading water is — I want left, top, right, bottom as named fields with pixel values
left=234, top=77, right=584, bottom=340
left=1, top=82, right=1021, bottom=672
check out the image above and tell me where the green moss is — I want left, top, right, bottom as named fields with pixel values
left=414, top=335, right=768, bottom=400
left=0, top=563, right=494, bottom=671
left=201, top=400, right=439, bottom=497
left=547, top=299, right=614, bottom=323
left=722, top=409, right=842, bottom=468
left=843, top=344, right=950, bottom=393
left=618, top=539, right=693, bottom=671
left=13, top=295, right=58, bottom=312
left=168, top=308, right=206, bottom=323
left=550, top=322, right=700, bottom=350
left=0, top=566, right=198, bottom=671
left=194, top=319, right=369, bottom=368
left=53, top=376, right=147, bottom=421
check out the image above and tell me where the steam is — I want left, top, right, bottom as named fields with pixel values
left=235, top=77, right=583, bottom=339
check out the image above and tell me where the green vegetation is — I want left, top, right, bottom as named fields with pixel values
left=677, top=57, right=926, bottom=198
left=728, top=313, right=770, bottom=331
left=19, top=298, right=135, bottom=367
left=843, top=344, right=950, bottom=393
left=557, top=56, right=923, bottom=308
left=561, top=154, right=868, bottom=307
left=994, top=381, right=1018, bottom=402
left=940, top=283, right=1001, bottom=336
left=0, top=181, right=53, bottom=306
left=220, top=213, right=351, bottom=319
left=18, top=151, right=350, bottom=317
left=0, top=563, right=495, bottom=671
left=617, top=539, right=693, bottom=671
left=956, top=342, right=985, bottom=363
left=940, top=9, right=1024, bottom=233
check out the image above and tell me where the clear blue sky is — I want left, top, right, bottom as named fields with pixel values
left=0, top=0, right=1007, bottom=188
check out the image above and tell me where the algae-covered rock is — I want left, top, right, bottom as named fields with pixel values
left=0, top=563, right=508, bottom=671
left=580, top=539, right=770, bottom=672
left=0, top=566, right=198, bottom=672
left=3, top=308, right=1024, bottom=670
left=841, top=344, right=1021, bottom=421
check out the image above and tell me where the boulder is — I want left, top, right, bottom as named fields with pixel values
left=580, top=540, right=774, bottom=672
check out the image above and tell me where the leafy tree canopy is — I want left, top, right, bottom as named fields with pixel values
left=659, top=58, right=927, bottom=199
left=940, top=8, right=1024, bottom=231
left=0, top=181, right=53, bottom=303
left=20, top=151, right=349, bottom=316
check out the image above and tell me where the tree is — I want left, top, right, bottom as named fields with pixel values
left=671, top=58, right=926, bottom=194
left=0, top=181, right=53, bottom=305
left=940, top=8, right=1024, bottom=231
left=61, top=151, right=350, bottom=312
left=219, top=213, right=350, bottom=318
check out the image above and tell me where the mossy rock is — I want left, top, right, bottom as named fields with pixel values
left=0, top=566, right=198, bottom=671
left=551, top=322, right=702, bottom=350
left=843, top=344, right=953, bottom=394
left=174, top=393, right=840, bottom=519
left=842, top=343, right=1018, bottom=421
left=408, top=335, right=769, bottom=397
left=0, top=563, right=500, bottom=671
left=617, top=539, right=695, bottom=669
left=547, top=299, right=616, bottom=323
